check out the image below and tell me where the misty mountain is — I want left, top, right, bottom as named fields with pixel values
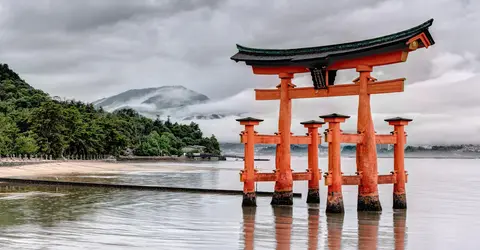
left=94, top=86, right=209, bottom=111
left=93, top=85, right=241, bottom=120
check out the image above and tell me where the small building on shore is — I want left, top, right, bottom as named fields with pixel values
left=181, top=145, right=206, bottom=154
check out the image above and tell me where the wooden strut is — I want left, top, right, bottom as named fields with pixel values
left=323, top=118, right=410, bottom=188
left=238, top=119, right=325, bottom=187
left=255, top=78, right=405, bottom=101
left=239, top=133, right=314, bottom=145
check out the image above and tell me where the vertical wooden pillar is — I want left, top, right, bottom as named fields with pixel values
left=272, top=73, right=295, bottom=205
left=385, top=117, right=412, bottom=209
left=321, top=113, right=349, bottom=213
left=356, top=65, right=382, bottom=211
left=301, top=120, right=325, bottom=203
left=237, top=117, right=263, bottom=207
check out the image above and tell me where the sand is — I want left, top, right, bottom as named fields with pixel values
left=0, top=161, right=203, bottom=178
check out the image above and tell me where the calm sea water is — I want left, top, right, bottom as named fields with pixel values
left=0, top=157, right=480, bottom=249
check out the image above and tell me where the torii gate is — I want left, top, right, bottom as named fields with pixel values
left=231, top=19, right=435, bottom=212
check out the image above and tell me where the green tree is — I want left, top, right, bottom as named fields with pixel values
left=0, top=114, right=18, bottom=155
left=30, top=101, right=67, bottom=158
left=14, top=132, right=38, bottom=155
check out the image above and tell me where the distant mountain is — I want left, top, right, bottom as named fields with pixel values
left=94, top=85, right=246, bottom=121
left=182, top=114, right=227, bottom=120
left=94, top=86, right=209, bottom=112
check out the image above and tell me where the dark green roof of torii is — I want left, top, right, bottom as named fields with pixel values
left=230, top=19, right=435, bottom=68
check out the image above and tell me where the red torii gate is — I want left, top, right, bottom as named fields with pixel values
left=231, top=19, right=435, bottom=212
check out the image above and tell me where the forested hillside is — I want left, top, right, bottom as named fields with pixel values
left=0, top=64, right=220, bottom=158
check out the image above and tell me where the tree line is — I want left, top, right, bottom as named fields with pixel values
left=0, top=64, right=220, bottom=158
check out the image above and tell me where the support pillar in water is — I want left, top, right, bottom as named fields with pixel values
left=385, top=117, right=412, bottom=209
left=321, top=113, right=349, bottom=213
left=356, top=65, right=382, bottom=211
left=272, top=73, right=295, bottom=206
left=237, top=117, right=263, bottom=207
left=301, top=120, right=325, bottom=203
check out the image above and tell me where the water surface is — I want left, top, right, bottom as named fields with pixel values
left=0, top=157, right=479, bottom=249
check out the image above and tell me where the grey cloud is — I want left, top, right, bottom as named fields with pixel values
left=3, top=0, right=223, bottom=33
left=0, top=0, right=480, bottom=143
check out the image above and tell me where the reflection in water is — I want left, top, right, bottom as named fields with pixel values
left=242, top=207, right=256, bottom=250
left=308, top=205, right=320, bottom=250
left=357, top=212, right=380, bottom=250
left=273, top=206, right=293, bottom=250
left=240, top=206, right=407, bottom=250
left=0, top=184, right=115, bottom=227
left=326, top=213, right=344, bottom=250
left=119, top=170, right=221, bottom=189
left=241, top=205, right=324, bottom=250
left=394, top=211, right=407, bottom=250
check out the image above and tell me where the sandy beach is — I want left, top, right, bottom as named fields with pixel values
left=0, top=161, right=203, bottom=178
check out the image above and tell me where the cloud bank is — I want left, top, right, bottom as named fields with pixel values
left=0, top=0, right=479, bottom=144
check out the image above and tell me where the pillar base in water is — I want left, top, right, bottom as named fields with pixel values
left=326, top=192, right=344, bottom=213
left=393, top=193, right=407, bottom=209
left=242, top=192, right=257, bottom=207
left=357, top=195, right=382, bottom=211
left=306, top=188, right=320, bottom=204
left=271, top=191, right=293, bottom=205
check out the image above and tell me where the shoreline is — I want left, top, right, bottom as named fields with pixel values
left=0, top=161, right=207, bottom=178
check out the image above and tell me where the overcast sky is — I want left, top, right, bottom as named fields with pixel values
left=1, top=0, right=480, bottom=144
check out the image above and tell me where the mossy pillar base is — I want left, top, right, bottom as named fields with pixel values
left=393, top=193, right=407, bottom=209
left=357, top=195, right=382, bottom=211
left=242, top=192, right=257, bottom=207
left=306, top=188, right=320, bottom=204
left=271, top=191, right=293, bottom=206
left=326, top=192, right=344, bottom=213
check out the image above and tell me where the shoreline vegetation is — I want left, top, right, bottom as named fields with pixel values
left=0, top=64, right=221, bottom=159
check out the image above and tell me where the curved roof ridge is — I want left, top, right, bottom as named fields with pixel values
left=235, top=19, right=434, bottom=56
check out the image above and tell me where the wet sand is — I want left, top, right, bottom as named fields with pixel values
left=0, top=161, right=203, bottom=178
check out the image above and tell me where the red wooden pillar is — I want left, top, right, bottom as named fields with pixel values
left=301, top=120, right=325, bottom=203
left=356, top=65, right=382, bottom=211
left=385, top=117, right=412, bottom=209
left=237, top=117, right=263, bottom=207
left=321, top=113, right=349, bottom=213
left=272, top=73, right=295, bottom=205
